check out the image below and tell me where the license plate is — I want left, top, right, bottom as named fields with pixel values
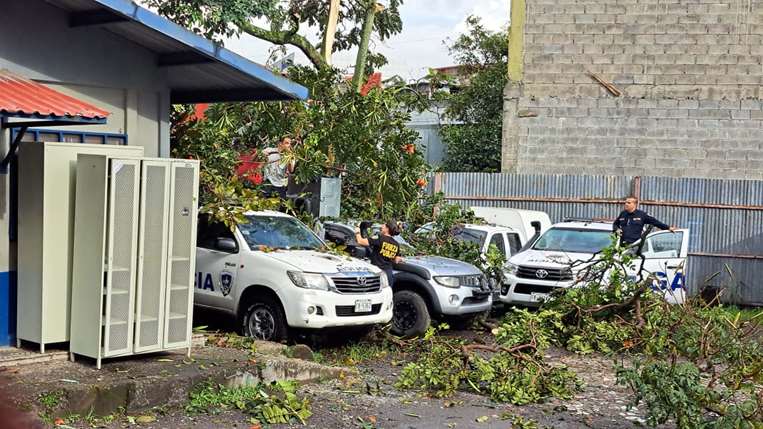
left=354, top=299, right=372, bottom=313
left=530, top=292, right=547, bottom=302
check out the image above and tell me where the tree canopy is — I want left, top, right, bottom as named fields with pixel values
left=437, top=16, right=508, bottom=173
left=147, top=0, right=403, bottom=71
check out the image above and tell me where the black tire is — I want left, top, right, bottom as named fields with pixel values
left=391, top=290, right=431, bottom=338
left=240, top=296, right=288, bottom=342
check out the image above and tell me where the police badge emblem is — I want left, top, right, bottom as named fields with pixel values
left=220, top=271, right=234, bottom=297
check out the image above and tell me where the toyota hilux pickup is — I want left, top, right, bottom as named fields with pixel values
left=194, top=211, right=393, bottom=341
left=500, top=219, right=689, bottom=306
left=322, top=222, right=492, bottom=338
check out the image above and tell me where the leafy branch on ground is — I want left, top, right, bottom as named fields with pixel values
left=393, top=239, right=762, bottom=427
left=395, top=323, right=581, bottom=405
left=187, top=380, right=311, bottom=425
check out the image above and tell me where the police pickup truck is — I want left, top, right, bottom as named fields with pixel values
left=194, top=211, right=393, bottom=341
left=322, top=222, right=492, bottom=338
left=500, top=219, right=689, bottom=306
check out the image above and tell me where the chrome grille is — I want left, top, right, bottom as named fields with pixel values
left=461, top=275, right=486, bottom=288
left=332, top=275, right=381, bottom=293
left=517, top=266, right=573, bottom=281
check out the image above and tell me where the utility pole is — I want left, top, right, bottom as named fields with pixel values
left=352, top=1, right=383, bottom=92
left=322, top=0, right=341, bottom=65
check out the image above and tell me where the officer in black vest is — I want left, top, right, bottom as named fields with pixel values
left=613, top=196, right=676, bottom=244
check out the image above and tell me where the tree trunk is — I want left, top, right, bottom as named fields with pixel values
left=322, top=0, right=342, bottom=65
left=352, top=1, right=381, bottom=92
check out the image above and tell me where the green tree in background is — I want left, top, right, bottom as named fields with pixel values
left=439, top=17, right=508, bottom=173
left=147, top=0, right=403, bottom=75
left=171, top=67, right=430, bottom=223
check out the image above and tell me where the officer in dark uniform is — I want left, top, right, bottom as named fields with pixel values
left=354, top=220, right=402, bottom=287
left=613, top=196, right=675, bottom=244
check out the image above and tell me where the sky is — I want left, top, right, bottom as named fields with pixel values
left=223, top=0, right=509, bottom=82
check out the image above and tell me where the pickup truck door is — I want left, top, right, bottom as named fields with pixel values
left=195, top=220, right=241, bottom=312
left=640, top=229, right=690, bottom=304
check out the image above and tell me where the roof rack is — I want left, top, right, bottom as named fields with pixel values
left=562, top=217, right=614, bottom=223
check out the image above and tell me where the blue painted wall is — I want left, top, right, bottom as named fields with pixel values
left=0, top=272, right=17, bottom=346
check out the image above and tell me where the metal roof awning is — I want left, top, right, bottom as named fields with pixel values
left=0, top=69, right=110, bottom=127
left=45, top=0, right=310, bottom=103
left=0, top=69, right=111, bottom=169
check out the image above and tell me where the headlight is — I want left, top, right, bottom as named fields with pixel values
left=380, top=272, right=390, bottom=289
left=504, top=262, right=519, bottom=276
left=434, top=276, right=461, bottom=288
left=287, top=271, right=331, bottom=291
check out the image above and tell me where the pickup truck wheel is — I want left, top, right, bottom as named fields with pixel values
left=391, top=290, right=430, bottom=338
left=241, top=298, right=287, bottom=342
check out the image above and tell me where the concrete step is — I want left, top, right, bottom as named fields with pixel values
left=8, top=340, right=353, bottom=422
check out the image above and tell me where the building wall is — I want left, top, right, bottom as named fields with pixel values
left=407, top=108, right=448, bottom=166
left=503, top=0, right=763, bottom=179
left=0, top=0, right=171, bottom=157
left=0, top=0, right=174, bottom=344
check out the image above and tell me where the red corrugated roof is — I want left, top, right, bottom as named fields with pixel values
left=0, top=69, right=110, bottom=120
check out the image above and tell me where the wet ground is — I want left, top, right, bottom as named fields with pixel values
left=62, top=341, right=667, bottom=428
left=14, top=307, right=673, bottom=429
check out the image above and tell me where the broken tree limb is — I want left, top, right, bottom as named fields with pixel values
left=587, top=71, right=622, bottom=97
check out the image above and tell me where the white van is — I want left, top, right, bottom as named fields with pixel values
left=469, top=207, right=552, bottom=245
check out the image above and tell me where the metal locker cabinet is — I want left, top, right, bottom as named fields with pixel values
left=103, top=158, right=141, bottom=357
left=163, top=160, right=199, bottom=351
left=17, top=142, right=143, bottom=352
left=70, top=155, right=141, bottom=368
left=134, top=161, right=171, bottom=353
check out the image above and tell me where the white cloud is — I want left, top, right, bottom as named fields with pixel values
left=222, top=1, right=509, bottom=82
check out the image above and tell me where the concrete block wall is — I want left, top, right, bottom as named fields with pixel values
left=503, top=0, right=763, bottom=179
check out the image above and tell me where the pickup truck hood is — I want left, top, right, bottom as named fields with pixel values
left=404, top=256, right=483, bottom=276
left=263, top=250, right=378, bottom=275
left=509, top=249, right=593, bottom=270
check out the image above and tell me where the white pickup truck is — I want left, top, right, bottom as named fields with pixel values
left=194, top=211, right=393, bottom=341
left=500, top=219, right=690, bottom=306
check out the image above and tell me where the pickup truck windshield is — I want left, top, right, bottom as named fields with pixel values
left=533, top=228, right=612, bottom=254
left=240, top=215, right=324, bottom=251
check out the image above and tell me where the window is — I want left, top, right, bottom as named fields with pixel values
left=507, top=233, right=522, bottom=255
left=644, top=232, right=683, bottom=259
left=533, top=228, right=612, bottom=254
left=324, top=225, right=351, bottom=246
left=489, top=233, right=506, bottom=257
left=17, top=129, right=127, bottom=145
left=238, top=215, right=324, bottom=251
left=196, top=215, right=237, bottom=251
left=453, top=228, right=488, bottom=247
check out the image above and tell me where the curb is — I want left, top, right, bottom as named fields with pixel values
left=39, top=345, right=354, bottom=419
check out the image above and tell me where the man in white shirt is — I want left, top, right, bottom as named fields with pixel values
left=262, top=136, right=296, bottom=199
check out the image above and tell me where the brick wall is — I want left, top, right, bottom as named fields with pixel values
left=503, top=0, right=763, bottom=179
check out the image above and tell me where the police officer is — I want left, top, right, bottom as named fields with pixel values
left=355, top=220, right=402, bottom=287
left=613, top=196, right=676, bottom=244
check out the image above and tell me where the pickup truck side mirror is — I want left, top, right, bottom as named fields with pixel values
left=216, top=237, right=237, bottom=253
left=531, top=221, right=541, bottom=234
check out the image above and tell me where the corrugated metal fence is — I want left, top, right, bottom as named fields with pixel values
left=430, top=173, right=763, bottom=305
